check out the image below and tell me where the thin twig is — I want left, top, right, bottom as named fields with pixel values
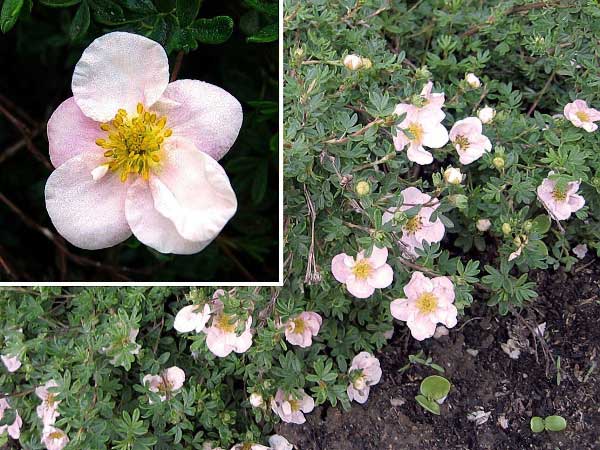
left=170, top=51, right=185, bottom=82
left=527, top=70, right=556, bottom=116
left=324, top=118, right=385, bottom=144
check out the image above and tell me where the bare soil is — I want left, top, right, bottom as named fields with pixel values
left=278, top=260, right=600, bottom=450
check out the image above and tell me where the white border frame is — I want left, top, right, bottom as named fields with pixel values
left=1, top=2, right=285, bottom=288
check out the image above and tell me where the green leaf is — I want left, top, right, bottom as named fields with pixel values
left=176, top=0, right=201, bottom=27
left=531, top=214, right=551, bottom=234
left=243, top=0, right=277, bottom=16
left=0, top=0, right=24, bottom=33
left=88, top=0, right=125, bottom=24
left=247, top=22, right=277, bottom=43
left=544, top=415, right=567, bottom=432
left=420, top=375, right=451, bottom=401
left=415, top=394, right=440, bottom=415
left=193, top=16, right=234, bottom=44
left=121, top=0, right=156, bottom=12
left=39, top=0, right=81, bottom=6
left=530, top=416, right=544, bottom=433
left=69, top=1, right=90, bottom=41
left=0, top=408, right=16, bottom=426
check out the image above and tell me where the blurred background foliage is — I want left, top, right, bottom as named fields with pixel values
left=0, top=0, right=279, bottom=282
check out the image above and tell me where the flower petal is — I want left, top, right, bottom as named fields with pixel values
left=368, top=264, right=393, bottom=288
left=152, top=80, right=243, bottom=161
left=72, top=32, right=169, bottom=122
left=47, top=97, right=104, bottom=168
left=125, top=178, right=208, bottom=254
left=149, top=138, right=237, bottom=243
left=346, top=276, right=376, bottom=298
left=45, top=152, right=131, bottom=250
left=331, top=253, right=352, bottom=282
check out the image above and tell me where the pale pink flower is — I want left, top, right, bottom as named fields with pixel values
left=476, top=219, right=491, bottom=232
left=41, top=426, right=69, bottom=450
left=45, top=32, right=241, bottom=254
left=393, top=104, right=448, bottom=165
left=563, top=100, right=600, bottom=132
left=449, top=117, right=492, bottom=164
left=346, top=352, right=382, bottom=404
left=390, top=271, right=458, bottom=341
left=269, top=435, right=293, bottom=450
left=536, top=176, right=585, bottom=220
left=0, top=398, right=22, bottom=439
left=174, top=303, right=211, bottom=333
left=204, top=300, right=253, bottom=357
left=36, top=380, right=60, bottom=426
left=143, top=366, right=186, bottom=402
left=331, top=246, right=393, bottom=298
left=284, top=312, right=322, bottom=348
left=573, top=243, right=588, bottom=259
left=383, top=187, right=445, bottom=256
left=271, top=389, right=315, bottom=424
left=419, top=81, right=445, bottom=112
left=1, top=354, right=21, bottom=372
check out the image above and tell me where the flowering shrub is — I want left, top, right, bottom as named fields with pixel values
left=0, top=0, right=278, bottom=281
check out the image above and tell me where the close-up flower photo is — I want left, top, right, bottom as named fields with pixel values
left=0, top=0, right=279, bottom=282
left=2, top=1, right=600, bottom=450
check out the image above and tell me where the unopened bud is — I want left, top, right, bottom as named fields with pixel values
left=443, top=166, right=463, bottom=185
left=465, top=73, right=481, bottom=88
left=493, top=157, right=505, bottom=169
left=523, top=220, right=533, bottom=232
left=502, top=223, right=512, bottom=235
left=249, top=393, right=263, bottom=408
left=478, top=106, right=496, bottom=124
left=355, top=180, right=371, bottom=196
left=476, top=218, right=491, bottom=232
left=344, top=54, right=363, bottom=70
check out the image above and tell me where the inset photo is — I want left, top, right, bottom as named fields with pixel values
left=0, top=0, right=281, bottom=283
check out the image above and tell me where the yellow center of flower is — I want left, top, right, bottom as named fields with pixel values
left=406, top=122, right=424, bottom=142
left=352, top=259, right=373, bottom=280
left=288, top=398, right=300, bottom=412
left=551, top=188, right=566, bottom=201
left=46, top=393, right=57, bottom=407
left=291, top=317, right=306, bottom=334
left=48, top=431, right=64, bottom=440
left=404, top=216, right=423, bottom=234
left=576, top=111, right=589, bottom=122
left=215, top=314, right=237, bottom=333
left=95, top=103, right=173, bottom=182
left=241, top=444, right=253, bottom=450
left=454, top=135, right=470, bottom=150
left=416, top=292, right=438, bottom=314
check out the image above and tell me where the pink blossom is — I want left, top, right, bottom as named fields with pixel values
left=331, top=246, right=394, bottom=298
left=537, top=176, right=585, bottom=221
left=390, top=272, right=458, bottom=341
left=45, top=32, right=241, bottom=254
left=0, top=398, right=22, bottom=439
left=573, top=243, right=588, bottom=259
left=563, top=100, right=600, bottom=132
left=383, top=187, right=445, bottom=256
left=204, top=300, right=253, bottom=357
left=284, top=312, right=322, bottom=348
left=271, top=389, right=315, bottom=424
left=41, top=426, right=69, bottom=450
left=143, top=366, right=186, bottom=402
left=1, top=354, right=21, bottom=372
left=449, top=117, right=492, bottom=164
left=393, top=104, right=448, bottom=165
left=36, top=380, right=60, bottom=426
left=346, top=352, right=382, bottom=404
left=174, top=303, right=211, bottom=333
left=419, top=81, right=445, bottom=112
left=476, top=219, right=491, bottom=232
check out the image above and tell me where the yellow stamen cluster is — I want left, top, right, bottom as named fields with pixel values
left=406, top=122, right=424, bottom=142
left=95, top=103, right=172, bottom=182
left=404, top=216, right=423, bottom=234
left=576, top=111, right=590, bottom=122
left=291, top=317, right=306, bottom=334
left=551, top=188, right=567, bottom=202
left=46, top=393, right=57, bottom=407
left=215, top=314, right=237, bottom=333
left=352, top=259, right=373, bottom=280
left=454, top=135, right=470, bottom=150
left=48, top=431, right=64, bottom=440
left=415, top=292, right=438, bottom=314
left=288, top=398, right=301, bottom=412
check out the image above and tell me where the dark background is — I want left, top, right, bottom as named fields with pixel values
left=0, top=0, right=279, bottom=282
